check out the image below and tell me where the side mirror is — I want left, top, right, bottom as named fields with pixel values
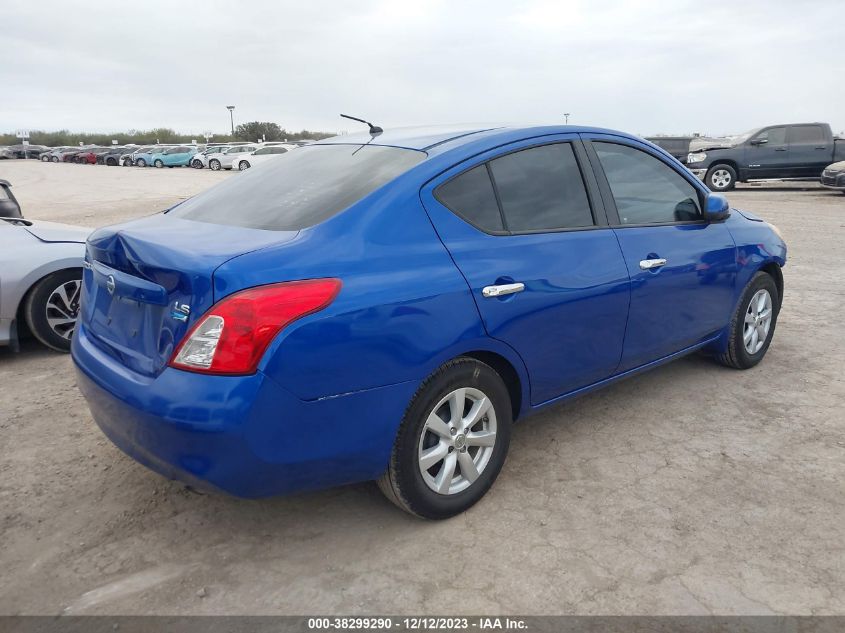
left=704, top=193, right=730, bottom=222
left=0, top=182, right=23, bottom=219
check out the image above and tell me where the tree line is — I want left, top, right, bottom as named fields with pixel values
left=0, top=122, right=334, bottom=147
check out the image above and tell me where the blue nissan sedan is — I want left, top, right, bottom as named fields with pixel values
left=72, top=124, right=787, bottom=519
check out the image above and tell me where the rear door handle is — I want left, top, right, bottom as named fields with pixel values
left=482, top=282, right=525, bottom=298
left=639, top=258, right=667, bottom=270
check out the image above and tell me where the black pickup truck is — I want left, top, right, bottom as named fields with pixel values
left=686, top=122, right=845, bottom=191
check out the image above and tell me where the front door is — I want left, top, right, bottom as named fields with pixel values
left=585, top=136, right=737, bottom=371
left=421, top=136, right=631, bottom=404
left=744, top=126, right=791, bottom=178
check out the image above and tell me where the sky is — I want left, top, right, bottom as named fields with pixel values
left=2, top=0, right=844, bottom=138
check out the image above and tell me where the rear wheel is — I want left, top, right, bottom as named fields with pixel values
left=106, top=157, right=117, bottom=166
left=40, top=154, right=50, bottom=162
left=378, top=358, right=512, bottom=519
left=716, top=272, right=780, bottom=369
left=706, top=164, right=737, bottom=192
left=51, top=156, right=59, bottom=163
left=238, top=160, right=250, bottom=171
left=209, top=159, right=221, bottom=171
left=191, top=159, right=203, bottom=169
left=23, top=270, right=82, bottom=352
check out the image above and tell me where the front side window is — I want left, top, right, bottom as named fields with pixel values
left=169, top=144, right=425, bottom=231
left=594, top=142, right=701, bottom=225
left=253, top=148, right=273, bottom=155
left=753, top=127, right=787, bottom=145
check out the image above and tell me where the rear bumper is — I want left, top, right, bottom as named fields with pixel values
left=72, top=323, right=416, bottom=497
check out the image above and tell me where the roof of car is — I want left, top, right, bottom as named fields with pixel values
left=313, top=124, right=635, bottom=155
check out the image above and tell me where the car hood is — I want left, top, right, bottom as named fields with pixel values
left=824, top=161, right=845, bottom=173
left=24, top=220, right=93, bottom=243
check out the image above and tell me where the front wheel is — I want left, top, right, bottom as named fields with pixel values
left=40, top=154, right=50, bottom=162
left=706, top=164, right=737, bottom=192
left=136, top=158, right=146, bottom=167
left=238, top=160, right=250, bottom=171
left=154, top=159, right=164, bottom=168
left=378, top=358, right=512, bottom=519
left=191, top=159, right=203, bottom=169
left=23, top=269, right=82, bottom=352
left=716, top=271, right=780, bottom=369
left=51, top=156, right=59, bottom=163
left=209, top=159, right=221, bottom=171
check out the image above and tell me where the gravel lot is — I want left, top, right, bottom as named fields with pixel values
left=1, top=160, right=843, bottom=615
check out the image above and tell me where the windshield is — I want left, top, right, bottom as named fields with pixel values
left=728, top=128, right=762, bottom=145
left=169, top=144, right=426, bottom=231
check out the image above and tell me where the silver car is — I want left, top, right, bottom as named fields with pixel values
left=1, top=215, right=90, bottom=352
left=207, top=144, right=258, bottom=171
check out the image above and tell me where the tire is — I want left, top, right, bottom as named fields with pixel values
left=51, top=156, right=59, bottom=163
left=40, top=154, right=49, bottom=162
left=706, top=164, right=737, bottom=192
left=136, top=158, right=146, bottom=167
left=106, top=157, right=117, bottom=166
left=378, top=358, right=512, bottom=519
left=238, top=160, right=250, bottom=171
left=209, top=159, right=221, bottom=171
left=23, top=269, right=82, bottom=353
left=716, top=271, right=780, bottom=369
left=154, top=159, right=164, bottom=168
left=191, top=159, right=203, bottom=169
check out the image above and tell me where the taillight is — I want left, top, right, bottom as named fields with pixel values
left=169, top=279, right=341, bottom=375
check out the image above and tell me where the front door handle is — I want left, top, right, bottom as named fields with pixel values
left=639, top=258, right=667, bottom=270
left=774, top=147, right=787, bottom=152
left=482, top=282, right=525, bottom=298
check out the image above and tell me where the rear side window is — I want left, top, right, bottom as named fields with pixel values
left=435, top=165, right=504, bottom=232
left=435, top=142, right=594, bottom=234
left=594, top=142, right=701, bottom=225
left=169, top=144, right=425, bottom=231
left=790, top=125, right=825, bottom=144
left=489, top=143, right=593, bottom=231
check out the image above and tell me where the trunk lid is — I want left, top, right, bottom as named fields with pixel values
left=81, top=214, right=297, bottom=376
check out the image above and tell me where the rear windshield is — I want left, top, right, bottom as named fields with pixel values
left=168, top=144, right=426, bottom=231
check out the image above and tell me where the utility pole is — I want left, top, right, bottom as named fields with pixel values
left=564, top=113, right=570, bottom=125
left=227, top=105, right=236, bottom=136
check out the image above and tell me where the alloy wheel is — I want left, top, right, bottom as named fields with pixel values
left=743, top=289, right=773, bottom=354
left=417, top=387, right=497, bottom=495
left=45, top=279, right=81, bottom=340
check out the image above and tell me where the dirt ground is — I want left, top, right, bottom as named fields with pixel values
left=1, top=160, right=843, bottom=615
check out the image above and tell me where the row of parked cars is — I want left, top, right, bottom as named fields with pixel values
left=4, top=141, right=311, bottom=171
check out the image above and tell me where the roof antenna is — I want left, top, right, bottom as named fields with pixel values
left=340, top=114, right=383, bottom=135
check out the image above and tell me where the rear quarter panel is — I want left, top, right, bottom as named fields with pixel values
left=212, top=177, right=527, bottom=403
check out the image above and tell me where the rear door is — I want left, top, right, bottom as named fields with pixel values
left=745, top=126, right=790, bottom=178
left=421, top=136, right=631, bottom=404
left=787, top=124, right=830, bottom=177
left=583, top=135, right=737, bottom=370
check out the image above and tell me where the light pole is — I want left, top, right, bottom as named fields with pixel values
left=226, top=105, right=235, bottom=137
left=564, top=113, right=570, bottom=125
